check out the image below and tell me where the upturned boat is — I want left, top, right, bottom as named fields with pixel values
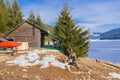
left=0, top=40, right=21, bottom=48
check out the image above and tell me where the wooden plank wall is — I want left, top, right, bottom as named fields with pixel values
left=6, top=22, right=41, bottom=48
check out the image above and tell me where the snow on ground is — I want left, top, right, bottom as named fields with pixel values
left=0, top=58, right=5, bottom=62
left=109, top=72, right=120, bottom=79
left=40, top=55, right=67, bottom=69
left=6, top=50, right=67, bottom=69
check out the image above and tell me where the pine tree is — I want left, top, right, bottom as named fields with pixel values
left=35, top=15, right=43, bottom=27
left=0, top=0, right=9, bottom=33
left=0, top=9, right=6, bottom=33
left=13, top=0, right=23, bottom=25
left=6, top=0, right=15, bottom=28
left=55, top=4, right=89, bottom=58
left=28, top=11, right=36, bottom=24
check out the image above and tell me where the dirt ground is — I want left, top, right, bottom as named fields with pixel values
left=0, top=50, right=120, bottom=80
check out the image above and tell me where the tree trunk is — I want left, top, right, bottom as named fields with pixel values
left=66, top=48, right=79, bottom=69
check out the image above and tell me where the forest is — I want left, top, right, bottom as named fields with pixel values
left=0, top=0, right=54, bottom=34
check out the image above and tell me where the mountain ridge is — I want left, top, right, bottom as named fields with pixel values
left=100, top=27, right=120, bottom=39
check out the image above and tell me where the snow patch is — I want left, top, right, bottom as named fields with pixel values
left=109, top=72, right=120, bottom=79
left=6, top=50, right=66, bottom=69
left=40, top=55, right=66, bottom=69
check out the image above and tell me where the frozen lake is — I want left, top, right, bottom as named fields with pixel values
left=88, top=40, right=120, bottom=64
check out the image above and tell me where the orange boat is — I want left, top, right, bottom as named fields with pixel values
left=0, top=41, right=22, bottom=48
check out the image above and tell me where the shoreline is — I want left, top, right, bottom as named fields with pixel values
left=90, top=39, right=120, bottom=41
left=84, top=57, right=120, bottom=70
left=87, top=57, right=120, bottom=65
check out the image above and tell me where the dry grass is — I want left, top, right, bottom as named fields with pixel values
left=0, top=50, right=119, bottom=80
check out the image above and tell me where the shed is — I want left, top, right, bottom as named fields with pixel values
left=4, top=20, right=49, bottom=48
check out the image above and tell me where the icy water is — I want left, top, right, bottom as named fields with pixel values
left=88, top=40, right=120, bottom=64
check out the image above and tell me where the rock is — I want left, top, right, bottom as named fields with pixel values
left=22, top=74, right=28, bottom=78
left=3, top=69, right=6, bottom=71
left=6, top=72, right=10, bottom=74
left=22, top=69, right=27, bottom=72
left=35, top=75, right=39, bottom=79
left=11, top=71, right=14, bottom=74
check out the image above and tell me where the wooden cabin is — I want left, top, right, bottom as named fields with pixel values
left=4, top=20, right=49, bottom=48
left=0, top=33, right=4, bottom=38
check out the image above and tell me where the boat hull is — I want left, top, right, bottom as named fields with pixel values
left=0, top=41, right=22, bottom=48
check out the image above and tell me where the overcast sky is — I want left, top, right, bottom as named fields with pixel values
left=17, top=0, right=120, bottom=32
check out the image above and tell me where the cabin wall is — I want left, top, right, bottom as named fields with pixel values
left=0, top=33, right=4, bottom=38
left=6, top=23, right=41, bottom=48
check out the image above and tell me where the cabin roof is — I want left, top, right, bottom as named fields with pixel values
left=5, top=20, right=49, bottom=36
left=4, top=20, right=57, bottom=40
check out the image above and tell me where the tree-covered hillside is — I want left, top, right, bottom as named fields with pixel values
left=100, top=28, right=120, bottom=39
left=43, top=24, right=54, bottom=34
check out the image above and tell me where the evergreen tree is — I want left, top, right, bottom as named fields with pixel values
left=35, top=15, right=43, bottom=27
left=13, top=0, right=23, bottom=25
left=0, top=9, right=6, bottom=33
left=0, top=0, right=23, bottom=33
left=55, top=4, right=89, bottom=58
left=6, top=0, right=15, bottom=28
left=28, top=11, right=36, bottom=24
left=0, top=0, right=9, bottom=33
